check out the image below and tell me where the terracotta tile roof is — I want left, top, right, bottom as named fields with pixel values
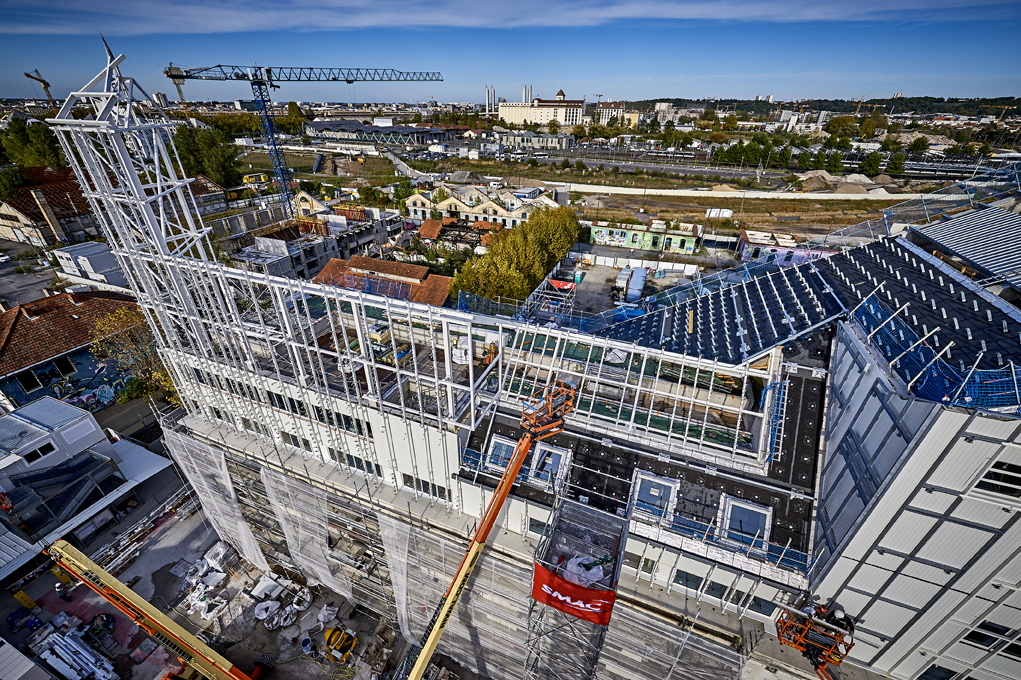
left=410, top=275, right=453, bottom=307
left=312, top=258, right=351, bottom=285
left=0, top=292, right=137, bottom=378
left=314, top=258, right=451, bottom=307
left=441, top=217, right=458, bottom=226
left=472, top=220, right=497, bottom=231
left=188, top=174, right=226, bottom=196
left=1, top=167, right=89, bottom=224
left=347, top=255, right=429, bottom=283
left=418, top=219, right=443, bottom=239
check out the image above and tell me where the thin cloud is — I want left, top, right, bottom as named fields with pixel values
left=1, top=0, right=1017, bottom=35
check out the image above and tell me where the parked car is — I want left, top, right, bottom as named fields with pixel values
left=0, top=254, right=10, bottom=263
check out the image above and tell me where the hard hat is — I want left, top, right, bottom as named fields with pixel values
left=833, top=609, right=845, bottom=619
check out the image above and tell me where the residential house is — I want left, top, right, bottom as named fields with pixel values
left=0, top=292, right=138, bottom=413
left=314, top=257, right=453, bottom=307
left=0, top=167, right=98, bottom=245
left=589, top=219, right=703, bottom=254
left=405, top=186, right=559, bottom=228
left=736, top=230, right=830, bottom=265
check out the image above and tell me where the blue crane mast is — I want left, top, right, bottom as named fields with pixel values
left=164, top=64, right=442, bottom=219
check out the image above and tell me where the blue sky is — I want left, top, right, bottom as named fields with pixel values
left=2, top=1, right=1019, bottom=104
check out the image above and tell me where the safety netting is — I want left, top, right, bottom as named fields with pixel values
left=260, top=467, right=354, bottom=601
left=851, top=293, right=1021, bottom=411
left=164, top=430, right=269, bottom=571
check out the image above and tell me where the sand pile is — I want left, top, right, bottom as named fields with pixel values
left=802, top=176, right=830, bottom=191
left=872, top=174, right=895, bottom=185
left=841, top=173, right=875, bottom=185
left=711, top=184, right=738, bottom=192
left=833, top=184, right=869, bottom=194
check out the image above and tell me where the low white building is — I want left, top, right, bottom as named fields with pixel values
left=498, top=90, right=585, bottom=127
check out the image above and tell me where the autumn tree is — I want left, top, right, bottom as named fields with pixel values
left=547, top=120, right=561, bottom=135
left=452, top=206, right=580, bottom=300
left=92, top=307, right=179, bottom=405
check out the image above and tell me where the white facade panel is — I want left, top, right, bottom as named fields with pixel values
left=909, top=489, right=957, bottom=514
left=878, top=512, right=939, bottom=554
left=916, top=522, right=990, bottom=570
left=886, top=574, right=943, bottom=609
left=859, top=599, right=917, bottom=638
left=927, top=437, right=998, bottom=492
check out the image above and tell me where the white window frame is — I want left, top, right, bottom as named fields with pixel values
left=528, top=442, right=570, bottom=492
left=486, top=435, right=517, bottom=473
left=717, top=494, right=772, bottom=548
left=632, top=471, right=679, bottom=521
left=966, top=444, right=1021, bottom=509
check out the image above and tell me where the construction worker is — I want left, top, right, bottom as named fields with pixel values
left=826, top=608, right=855, bottom=635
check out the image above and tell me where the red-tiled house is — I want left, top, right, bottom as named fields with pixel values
left=0, top=292, right=139, bottom=412
left=0, top=167, right=99, bottom=245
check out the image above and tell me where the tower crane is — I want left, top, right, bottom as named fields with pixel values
left=991, top=105, right=1015, bottom=123
left=164, top=64, right=193, bottom=119
left=23, top=70, right=58, bottom=115
left=165, top=64, right=442, bottom=219
left=407, top=379, right=576, bottom=680
left=854, top=96, right=865, bottom=115
left=48, top=540, right=268, bottom=680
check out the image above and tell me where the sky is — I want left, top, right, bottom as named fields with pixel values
left=2, top=1, right=1020, bottom=104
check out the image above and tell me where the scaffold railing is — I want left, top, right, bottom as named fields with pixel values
left=850, top=293, right=1021, bottom=412
left=760, top=379, right=789, bottom=463
left=632, top=507, right=816, bottom=575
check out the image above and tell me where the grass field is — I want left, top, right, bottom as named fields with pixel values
left=240, top=151, right=398, bottom=186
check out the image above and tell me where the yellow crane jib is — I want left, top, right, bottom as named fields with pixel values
left=47, top=540, right=266, bottom=680
left=407, top=379, right=576, bottom=680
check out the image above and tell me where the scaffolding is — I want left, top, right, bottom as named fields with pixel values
left=524, top=500, right=628, bottom=680
left=53, top=50, right=803, bottom=680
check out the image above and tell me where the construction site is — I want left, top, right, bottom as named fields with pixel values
left=14, top=43, right=1021, bottom=680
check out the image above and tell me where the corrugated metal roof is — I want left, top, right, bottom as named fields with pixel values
left=14, top=396, right=88, bottom=429
left=916, top=206, right=1021, bottom=284
left=0, top=415, right=47, bottom=457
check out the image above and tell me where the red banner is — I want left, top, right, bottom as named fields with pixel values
left=531, top=562, right=616, bottom=626
left=548, top=279, right=576, bottom=291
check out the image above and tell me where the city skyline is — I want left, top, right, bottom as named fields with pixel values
left=1, top=1, right=1020, bottom=103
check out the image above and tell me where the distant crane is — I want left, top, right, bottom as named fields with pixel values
left=164, top=64, right=192, bottom=119
left=166, top=64, right=442, bottom=219
left=991, top=105, right=1016, bottom=123
left=854, top=96, right=865, bottom=115
left=23, top=70, right=57, bottom=115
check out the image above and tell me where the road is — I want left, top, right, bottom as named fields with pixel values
left=561, top=184, right=931, bottom=199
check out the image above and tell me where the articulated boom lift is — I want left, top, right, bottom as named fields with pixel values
left=408, top=379, right=577, bottom=680
left=775, top=603, right=855, bottom=680
left=164, top=64, right=442, bottom=220
left=48, top=540, right=265, bottom=680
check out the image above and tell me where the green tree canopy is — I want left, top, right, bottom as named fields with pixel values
left=452, top=206, right=580, bottom=300
left=886, top=152, right=906, bottom=175
left=812, top=149, right=826, bottom=170
left=0, top=118, right=65, bottom=168
left=172, top=125, right=241, bottom=188
left=0, top=167, right=31, bottom=202
left=547, top=120, right=561, bottom=135
left=860, top=151, right=883, bottom=176
left=826, top=151, right=843, bottom=174
left=797, top=151, right=812, bottom=171
left=908, top=137, right=930, bottom=153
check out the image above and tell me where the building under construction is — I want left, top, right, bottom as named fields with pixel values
left=50, top=49, right=1021, bottom=680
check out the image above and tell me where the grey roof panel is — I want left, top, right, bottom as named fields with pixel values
left=915, top=206, right=1021, bottom=284
left=14, top=396, right=88, bottom=430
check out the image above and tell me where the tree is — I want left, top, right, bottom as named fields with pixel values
left=547, top=120, right=561, bottom=135
left=560, top=157, right=572, bottom=169
left=881, top=135, right=902, bottom=152
left=571, top=124, right=586, bottom=138
left=886, top=152, right=906, bottom=175
left=451, top=206, right=580, bottom=300
left=908, top=137, right=930, bottom=153
left=861, top=151, right=883, bottom=176
left=575, top=160, right=586, bottom=171
left=797, top=151, right=812, bottom=171
left=777, top=146, right=793, bottom=169
left=172, top=125, right=240, bottom=187
left=92, top=307, right=178, bottom=405
left=0, top=118, right=65, bottom=168
left=0, top=167, right=30, bottom=202
left=812, top=150, right=826, bottom=170
left=432, top=186, right=450, bottom=203
left=826, top=151, right=843, bottom=174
